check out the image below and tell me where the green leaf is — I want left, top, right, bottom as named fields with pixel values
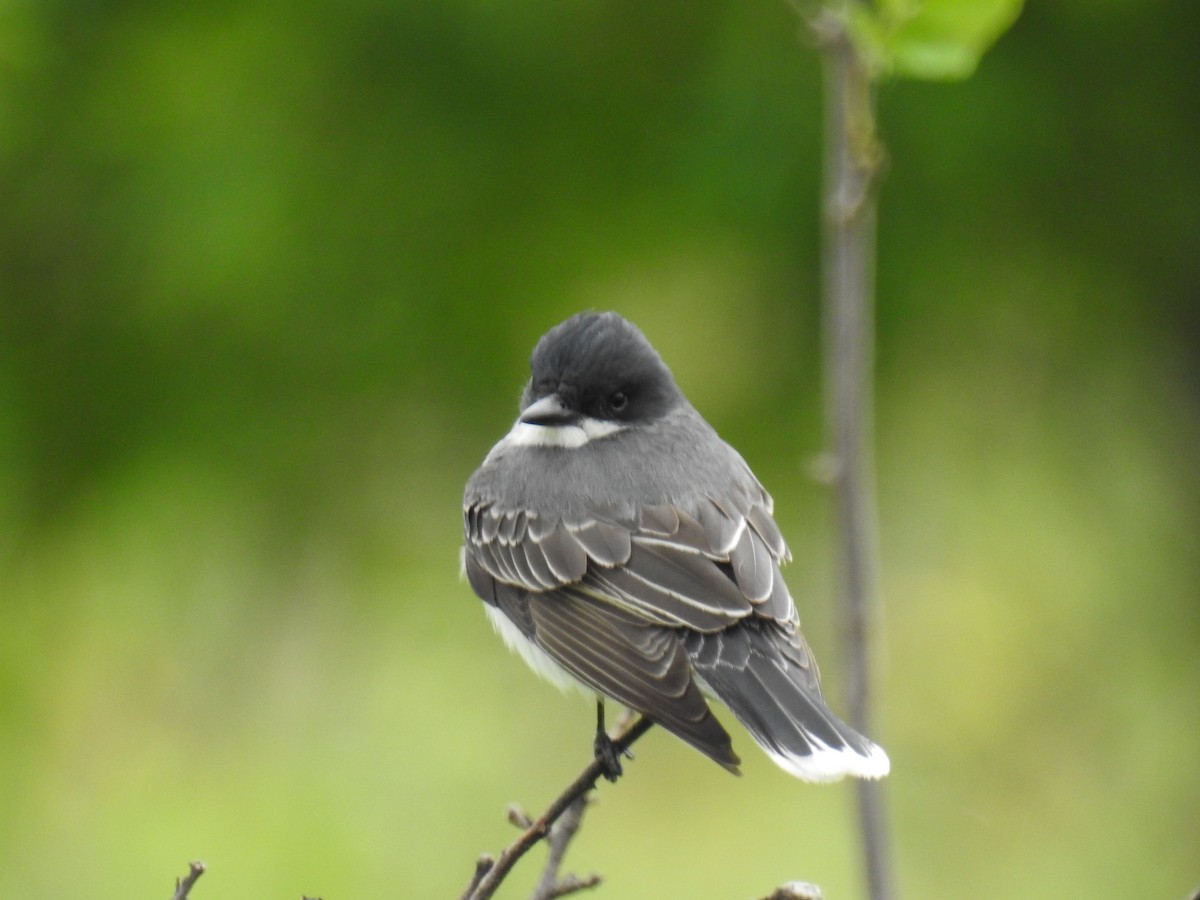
left=858, top=0, right=1025, bottom=81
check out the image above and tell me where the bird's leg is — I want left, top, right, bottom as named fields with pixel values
left=592, top=699, right=632, bottom=782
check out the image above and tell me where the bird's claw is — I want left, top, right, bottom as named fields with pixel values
left=594, top=731, right=634, bottom=782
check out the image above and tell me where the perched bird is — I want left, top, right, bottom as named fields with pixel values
left=462, top=311, right=889, bottom=781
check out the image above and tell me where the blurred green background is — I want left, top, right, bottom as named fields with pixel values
left=2, top=1, right=1197, bottom=897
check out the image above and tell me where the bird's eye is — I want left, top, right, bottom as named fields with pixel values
left=609, top=391, right=629, bottom=412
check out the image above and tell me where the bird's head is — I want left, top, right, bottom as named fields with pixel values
left=517, top=312, right=683, bottom=438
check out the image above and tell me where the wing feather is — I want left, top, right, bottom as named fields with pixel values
left=759, top=561, right=793, bottom=622
left=527, top=591, right=740, bottom=771
left=538, top=522, right=588, bottom=582
left=730, top=523, right=774, bottom=603
left=670, top=508, right=717, bottom=557
left=485, top=541, right=522, bottom=586
left=682, top=620, right=885, bottom=779
left=587, top=561, right=741, bottom=630
left=498, top=509, right=527, bottom=544
left=527, top=511, right=557, bottom=541
left=618, top=541, right=748, bottom=620
left=465, top=493, right=793, bottom=622
left=480, top=506, right=501, bottom=543
left=639, top=503, right=680, bottom=537
left=570, top=520, right=633, bottom=567
left=697, top=497, right=745, bottom=555
left=521, top=540, right=560, bottom=590
left=506, top=539, right=540, bottom=587
left=747, top=504, right=789, bottom=561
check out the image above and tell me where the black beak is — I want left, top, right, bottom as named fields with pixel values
left=520, top=394, right=578, bottom=426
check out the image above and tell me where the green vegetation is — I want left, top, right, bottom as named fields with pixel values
left=1, top=2, right=1196, bottom=897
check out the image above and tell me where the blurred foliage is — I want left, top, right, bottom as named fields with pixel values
left=851, top=0, right=1025, bottom=80
left=1, top=1, right=1197, bottom=898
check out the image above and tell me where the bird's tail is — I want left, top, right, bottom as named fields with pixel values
left=684, top=621, right=890, bottom=782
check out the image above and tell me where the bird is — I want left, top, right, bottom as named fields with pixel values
left=462, top=311, right=889, bottom=782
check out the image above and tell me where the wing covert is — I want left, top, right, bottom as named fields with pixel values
left=464, top=491, right=796, bottom=629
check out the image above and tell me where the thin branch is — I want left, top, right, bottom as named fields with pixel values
left=815, top=0, right=883, bottom=747
left=530, top=795, right=601, bottom=900
left=170, top=861, right=206, bottom=900
left=462, top=855, right=495, bottom=899
left=460, top=715, right=654, bottom=900
left=804, top=4, right=897, bottom=900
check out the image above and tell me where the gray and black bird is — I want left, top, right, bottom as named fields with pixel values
left=462, top=311, right=889, bottom=781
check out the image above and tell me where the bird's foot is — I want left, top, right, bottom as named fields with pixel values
left=593, top=699, right=634, bottom=782
left=593, top=730, right=631, bottom=782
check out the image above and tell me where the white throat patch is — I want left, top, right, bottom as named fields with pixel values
left=503, top=416, right=625, bottom=450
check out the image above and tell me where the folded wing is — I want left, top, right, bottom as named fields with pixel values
left=464, top=486, right=887, bottom=780
left=465, top=489, right=778, bottom=762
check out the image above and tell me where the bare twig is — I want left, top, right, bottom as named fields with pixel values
left=814, top=0, right=884, bottom=745
left=507, top=804, right=535, bottom=829
left=170, top=861, right=206, bottom=900
left=530, top=794, right=601, bottom=900
left=462, top=855, right=496, bottom=899
left=803, top=4, right=897, bottom=900
left=460, top=715, right=654, bottom=900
